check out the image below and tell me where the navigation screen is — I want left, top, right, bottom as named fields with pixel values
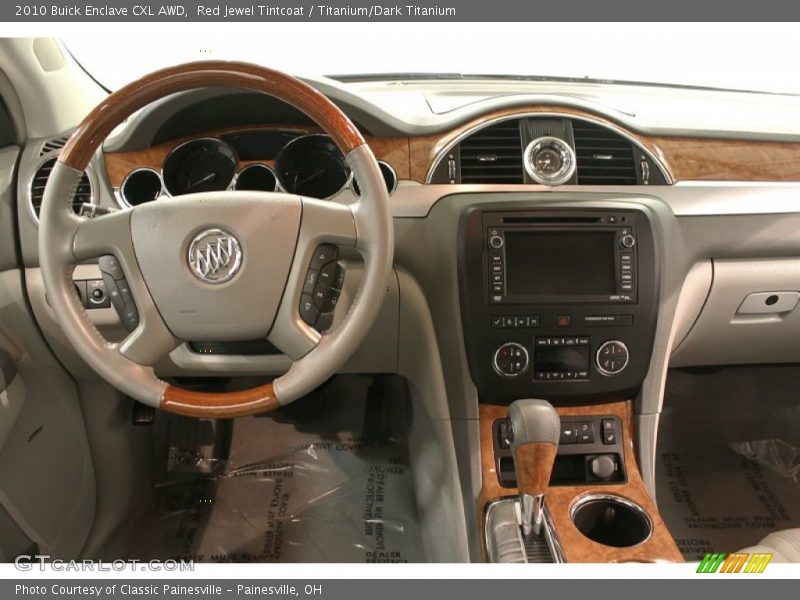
left=504, top=231, right=616, bottom=296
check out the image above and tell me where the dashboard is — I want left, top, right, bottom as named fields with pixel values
left=15, top=83, right=800, bottom=398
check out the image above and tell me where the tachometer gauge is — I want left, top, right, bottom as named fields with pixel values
left=523, top=136, right=576, bottom=185
left=162, top=138, right=238, bottom=196
left=274, top=134, right=351, bottom=199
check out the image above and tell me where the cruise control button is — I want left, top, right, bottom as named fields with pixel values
left=98, top=255, right=125, bottom=280
left=120, top=305, right=139, bottom=332
left=118, top=279, right=134, bottom=305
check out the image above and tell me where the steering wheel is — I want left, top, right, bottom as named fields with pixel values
left=38, top=62, right=393, bottom=418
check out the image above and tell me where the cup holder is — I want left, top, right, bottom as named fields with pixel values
left=570, top=494, right=653, bottom=548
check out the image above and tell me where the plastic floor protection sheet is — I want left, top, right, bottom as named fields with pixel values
left=118, top=378, right=425, bottom=563
left=655, top=367, right=800, bottom=561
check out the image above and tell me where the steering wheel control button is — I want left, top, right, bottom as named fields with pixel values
left=315, top=312, right=334, bottom=332
left=120, top=305, right=140, bottom=332
left=492, top=342, right=530, bottom=378
left=98, top=255, right=125, bottom=280
left=318, top=261, right=339, bottom=287
left=300, top=293, right=320, bottom=325
left=187, top=228, right=243, bottom=284
left=596, top=340, right=630, bottom=376
left=303, top=269, right=319, bottom=294
left=310, top=244, right=338, bottom=270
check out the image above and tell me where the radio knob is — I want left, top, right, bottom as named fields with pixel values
left=489, top=235, right=504, bottom=249
left=619, top=234, right=636, bottom=249
left=595, top=340, right=629, bottom=376
left=492, top=342, right=529, bottom=378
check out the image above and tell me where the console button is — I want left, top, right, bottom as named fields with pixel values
left=559, top=422, right=577, bottom=444
left=576, top=421, right=594, bottom=443
left=590, top=455, right=617, bottom=480
left=620, top=234, right=636, bottom=249
left=556, top=315, right=570, bottom=327
left=492, top=342, right=529, bottom=378
left=596, top=341, right=630, bottom=376
left=602, top=418, right=618, bottom=445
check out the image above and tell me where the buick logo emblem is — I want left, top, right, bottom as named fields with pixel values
left=187, top=228, right=243, bottom=284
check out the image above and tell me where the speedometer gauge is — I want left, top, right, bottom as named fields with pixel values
left=523, top=136, right=576, bottom=185
left=162, top=138, right=238, bottom=196
left=274, top=134, right=351, bottom=199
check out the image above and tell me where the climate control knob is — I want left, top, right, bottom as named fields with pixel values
left=596, top=340, right=629, bottom=376
left=492, top=342, right=529, bottom=378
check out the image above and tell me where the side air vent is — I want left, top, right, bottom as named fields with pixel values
left=39, top=136, right=69, bottom=157
left=30, top=157, right=92, bottom=220
left=571, top=120, right=637, bottom=185
left=458, top=120, right=523, bottom=184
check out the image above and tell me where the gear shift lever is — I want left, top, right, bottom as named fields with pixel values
left=508, top=399, right=560, bottom=536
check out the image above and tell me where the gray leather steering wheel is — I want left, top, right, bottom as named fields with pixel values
left=38, top=61, right=393, bottom=418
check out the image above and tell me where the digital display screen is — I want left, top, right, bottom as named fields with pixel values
left=504, top=231, right=617, bottom=296
left=534, top=346, right=590, bottom=372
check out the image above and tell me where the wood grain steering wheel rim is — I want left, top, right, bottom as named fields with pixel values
left=40, top=61, right=393, bottom=418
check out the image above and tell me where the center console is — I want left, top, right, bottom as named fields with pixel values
left=461, top=205, right=679, bottom=562
left=458, top=207, right=659, bottom=401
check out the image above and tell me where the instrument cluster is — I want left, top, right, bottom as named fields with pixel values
left=117, top=130, right=397, bottom=207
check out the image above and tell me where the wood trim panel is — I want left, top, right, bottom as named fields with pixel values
left=649, top=136, right=800, bottom=182
left=62, top=61, right=365, bottom=170
left=104, top=125, right=411, bottom=188
left=479, top=401, right=683, bottom=563
left=105, top=103, right=800, bottom=189
left=161, top=382, right=280, bottom=418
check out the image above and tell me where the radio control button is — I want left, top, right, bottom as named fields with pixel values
left=620, top=234, right=636, bottom=249
left=493, top=342, right=530, bottom=378
left=596, top=341, right=630, bottom=376
left=489, top=235, right=504, bottom=249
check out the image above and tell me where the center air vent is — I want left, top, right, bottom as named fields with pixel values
left=571, top=120, right=637, bottom=185
left=30, top=157, right=92, bottom=220
left=458, top=120, right=523, bottom=184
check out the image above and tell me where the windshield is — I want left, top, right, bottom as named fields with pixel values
left=65, top=23, right=800, bottom=95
